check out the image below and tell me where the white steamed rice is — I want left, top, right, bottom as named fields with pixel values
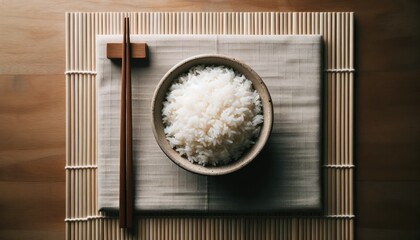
left=162, top=65, right=263, bottom=166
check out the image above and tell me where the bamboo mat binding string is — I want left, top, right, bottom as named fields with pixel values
left=65, top=12, right=354, bottom=239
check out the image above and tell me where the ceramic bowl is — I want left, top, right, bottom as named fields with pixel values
left=151, top=54, right=273, bottom=176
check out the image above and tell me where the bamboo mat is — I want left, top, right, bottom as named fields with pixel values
left=65, top=12, right=354, bottom=239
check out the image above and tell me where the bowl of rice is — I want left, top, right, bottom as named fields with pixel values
left=151, top=54, right=273, bottom=176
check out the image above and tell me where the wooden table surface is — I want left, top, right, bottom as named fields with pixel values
left=0, top=1, right=419, bottom=239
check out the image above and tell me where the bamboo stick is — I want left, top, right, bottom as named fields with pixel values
left=65, top=13, right=70, bottom=239
left=349, top=12, right=354, bottom=167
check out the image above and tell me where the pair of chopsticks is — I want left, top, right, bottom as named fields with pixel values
left=120, top=17, right=134, bottom=229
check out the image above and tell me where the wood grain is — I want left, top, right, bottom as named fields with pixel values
left=107, top=43, right=147, bottom=59
left=0, top=75, right=65, bottom=239
left=357, top=71, right=420, bottom=181
left=0, top=1, right=419, bottom=240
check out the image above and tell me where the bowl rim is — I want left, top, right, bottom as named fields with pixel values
left=151, top=54, right=273, bottom=176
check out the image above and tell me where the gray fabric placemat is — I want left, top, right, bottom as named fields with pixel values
left=97, top=35, right=322, bottom=213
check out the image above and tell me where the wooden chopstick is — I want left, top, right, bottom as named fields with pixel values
left=119, top=17, right=128, bottom=229
left=125, top=17, right=134, bottom=229
left=119, top=17, right=134, bottom=229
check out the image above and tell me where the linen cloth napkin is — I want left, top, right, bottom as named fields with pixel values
left=97, top=35, right=322, bottom=212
